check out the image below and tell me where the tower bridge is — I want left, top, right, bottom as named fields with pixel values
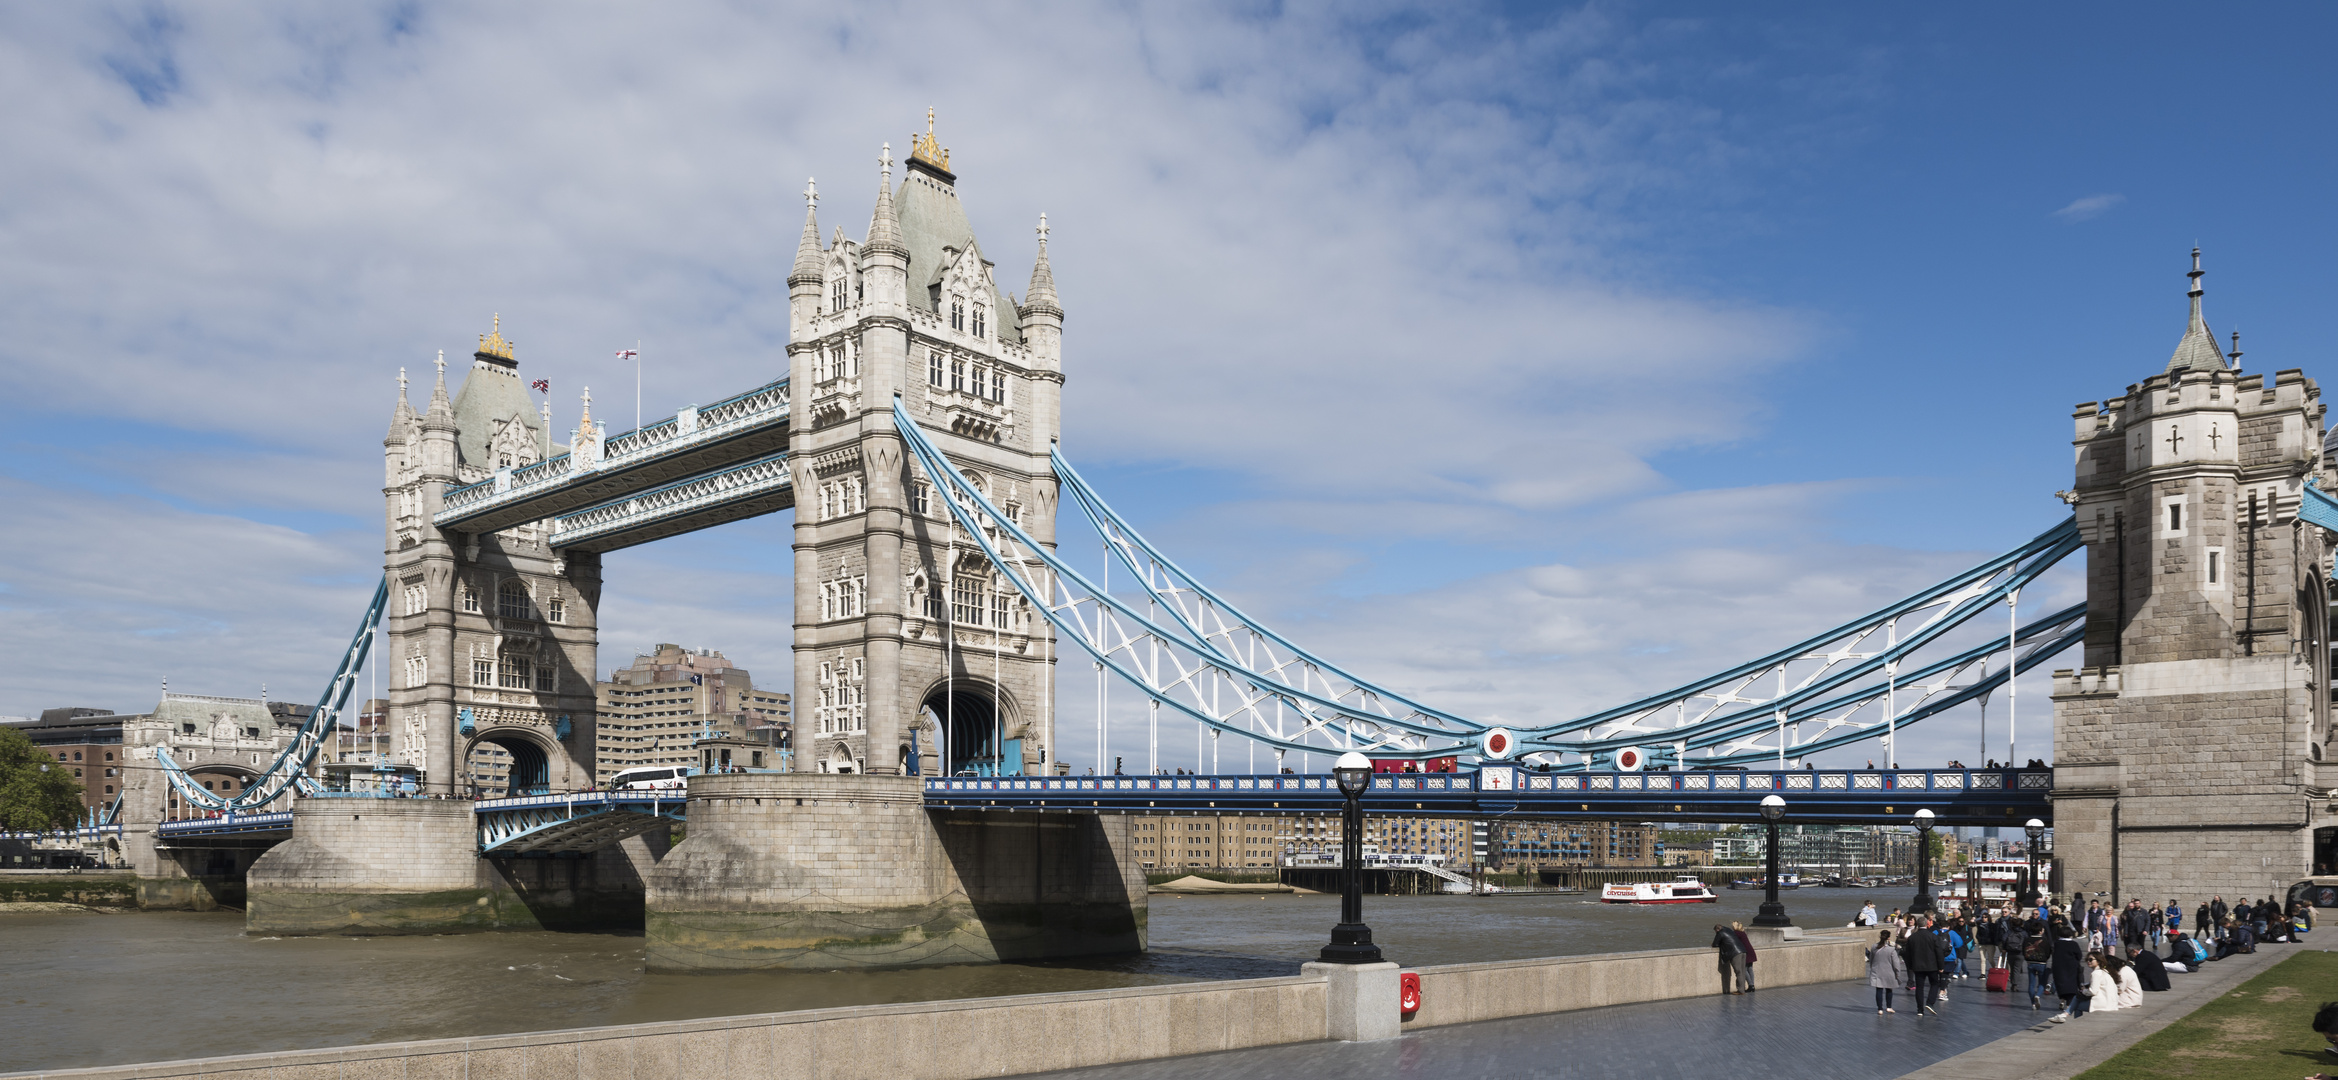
left=101, top=116, right=2338, bottom=968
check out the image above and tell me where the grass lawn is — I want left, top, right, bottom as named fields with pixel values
left=2077, top=950, right=2338, bottom=1080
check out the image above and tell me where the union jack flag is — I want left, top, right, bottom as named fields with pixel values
left=530, top=379, right=549, bottom=394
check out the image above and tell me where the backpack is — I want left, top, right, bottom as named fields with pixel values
left=2024, top=935, right=2052, bottom=963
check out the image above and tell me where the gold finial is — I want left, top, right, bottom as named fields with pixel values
left=580, top=386, right=592, bottom=426
left=477, top=313, right=515, bottom=360
left=910, top=108, right=950, bottom=171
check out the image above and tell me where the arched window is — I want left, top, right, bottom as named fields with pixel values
left=950, top=297, right=965, bottom=331
left=971, top=305, right=986, bottom=339
left=497, top=579, right=531, bottom=620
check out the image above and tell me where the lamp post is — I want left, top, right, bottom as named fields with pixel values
left=1911, top=808, right=1937, bottom=915
left=1318, top=751, right=1384, bottom=963
left=1753, top=794, right=1794, bottom=928
left=2023, top=818, right=2047, bottom=908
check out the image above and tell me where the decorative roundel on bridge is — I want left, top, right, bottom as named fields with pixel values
left=1480, top=728, right=1515, bottom=760
left=1614, top=747, right=1646, bottom=772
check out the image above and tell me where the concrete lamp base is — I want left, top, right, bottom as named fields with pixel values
left=1302, top=960, right=1402, bottom=1042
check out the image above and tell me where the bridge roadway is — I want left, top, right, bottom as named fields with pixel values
left=430, top=377, right=791, bottom=548
left=144, top=766, right=2049, bottom=855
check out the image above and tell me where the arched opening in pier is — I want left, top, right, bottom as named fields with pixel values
left=922, top=685, right=1010, bottom=776
left=466, top=731, right=551, bottom=796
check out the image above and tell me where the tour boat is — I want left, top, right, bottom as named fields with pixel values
left=1601, top=877, right=1720, bottom=904
left=1943, top=860, right=2034, bottom=901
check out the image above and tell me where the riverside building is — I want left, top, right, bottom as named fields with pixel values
left=593, top=644, right=790, bottom=782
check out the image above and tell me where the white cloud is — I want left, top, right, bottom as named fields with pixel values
left=2052, top=192, right=2125, bottom=222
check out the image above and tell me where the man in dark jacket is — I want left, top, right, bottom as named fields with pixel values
left=2121, top=900, right=2151, bottom=950
left=2000, top=919, right=2032, bottom=995
left=1711, top=923, right=1745, bottom=994
left=2127, top=947, right=2172, bottom=991
left=2211, top=895, right=2230, bottom=932
left=1903, top=915, right=1947, bottom=1016
left=1729, top=921, right=1759, bottom=992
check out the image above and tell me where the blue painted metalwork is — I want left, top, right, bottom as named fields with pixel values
left=474, top=792, right=686, bottom=854
left=154, top=812, right=295, bottom=841
left=157, top=575, right=387, bottom=813
left=457, top=707, right=477, bottom=737
left=898, top=398, right=2080, bottom=767
left=921, top=768, right=2052, bottom=827
left=2303, top=478, right=2338, bottom=537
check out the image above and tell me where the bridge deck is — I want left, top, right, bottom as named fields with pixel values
left=546, top=451, right=794, bottom=553
left=432, top=379, right=788, bottom=534
left=922, top=767, right=2050, bottom=826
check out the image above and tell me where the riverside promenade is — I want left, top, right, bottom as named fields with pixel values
left=1023, top=944, right=2297, bottom=1080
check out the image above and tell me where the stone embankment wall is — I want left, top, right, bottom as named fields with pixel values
left=2, top=935, right=1865, bottom=1080
left=0, top=871, right=140, bottom=909
left=646, top=773, right=1145, bottom=970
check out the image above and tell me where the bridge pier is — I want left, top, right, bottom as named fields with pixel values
left=244, top=799, right=662, bottom=933
left=644, top=774, right=1145, bottom=971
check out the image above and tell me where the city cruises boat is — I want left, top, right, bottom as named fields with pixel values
left=1942, top=860, right=2033, bottom=901
left=1602, top=877, right=1720, bottom=904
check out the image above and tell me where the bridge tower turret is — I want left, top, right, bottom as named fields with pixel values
left=787, top=115, right=1062, bottom=777
left=382, top=326, right=600, bottom=797
left=2054, top=249, right=2332, bottom=904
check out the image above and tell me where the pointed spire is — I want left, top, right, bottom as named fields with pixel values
left=580, top=385, right=593, bottom=428
left=387, top=367, right=415, bottom=441
left=1021, top=212, right=1061, bottom=318
left=788, top=178, right=825, bottom=287
left=2166, top=247, right=2227, bottom=374
left=423, top=348, right=456, bottom=428
left=864, top=143, right=906, bottom=258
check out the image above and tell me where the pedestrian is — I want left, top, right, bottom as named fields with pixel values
left=2000, top=914, right=2030, bottom=995
left=2210, top=894, right=2229, bottom=934
left=2047, top=924, right=2087, bottom=1022
left=1711, top=923, right=1745, bottom=995
left=1867, top=929, right=1908, bottom=1014
left=1977, top=910, right=2003, bottom=975
left=2147, top=901, right=2165, bottom=947
left=2165, top=897, right=2183, bottom=940
left=1903, top=915, right=1947, bottom=1016
left=2197, top=900, right=2215, bottom=942
left=1729, top=921, right=1759, bottom=993
left=2021, top=917, right=2054, bottom=1011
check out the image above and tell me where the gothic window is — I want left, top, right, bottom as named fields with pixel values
left=929, top=352, right=944, bottom=388
left=989, top=368, right=1005, bottom=403
left=499, top=653, right=532, bottom=691
left=950, top=297, right=965, bottom=331
left=819, top=576, right=866, bottom=621
left=814, top=346, right=831, bottom=383
left=497, top=580, right=531, bottom=620
left=951, top=359, right=965, bottom=394
left=1004, top=502, right=1022, bottom=526
left=547, top=593, right=565, bottom=623
left=971, top=305, right=986, bottom=338
left=924, top=579, right=945, bottom=619
left=910, top=481, right=931, bottom=516
left=817, top=484, right=832, bottom=520
left=952, top=573, right=986, bottom=626
left=461, top=584, right=480, bottom=613
left=403, top=583, right=426, bottom=616
left=830, top=277, right=846, bottom=312
left=843, top=337, right=858, bottom=377
left=536, top=661, right=557, bottom=692
left=991, top=588, right=1010, bottom=630
left=405, top=651, right=426, bottom=689
left=471, top=648, right=495, bottom=687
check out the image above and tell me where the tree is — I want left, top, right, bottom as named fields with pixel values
left=0, top=727, right=85, bottom=831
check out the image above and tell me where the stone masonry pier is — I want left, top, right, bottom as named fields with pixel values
left=644, top=773, right=1146, bottom=971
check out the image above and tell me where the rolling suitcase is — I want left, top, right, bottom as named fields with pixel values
left=1985, top=966, right=2011, bottom=992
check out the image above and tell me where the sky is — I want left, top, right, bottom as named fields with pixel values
left=1, top=2, right=2331, bottom=774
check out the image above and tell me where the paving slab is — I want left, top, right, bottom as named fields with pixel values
left=1015, top=963, right=2061, bottom=1080
left=1893, top=942, right=2303, bottom=1080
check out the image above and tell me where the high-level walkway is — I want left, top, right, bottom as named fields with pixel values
left=1014, top=944, right=2296, bottom=1080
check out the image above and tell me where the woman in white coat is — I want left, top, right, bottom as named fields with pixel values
left=2084, top=952, right=2122, bottom=1015
left=2107, top=953, right=2144, bottom=1009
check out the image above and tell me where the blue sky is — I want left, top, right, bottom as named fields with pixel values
left=0, top=2, right=2329, bottom=773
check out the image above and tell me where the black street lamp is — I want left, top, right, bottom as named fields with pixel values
left=2023, top=818, right=2047, bottom=908
left=1318, top=751, right=1384, bottom=964
left=1753, top=794, right=1794, bottom=928
left=1911, top=808, right=1937, bottom=914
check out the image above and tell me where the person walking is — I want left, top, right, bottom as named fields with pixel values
left=2021, top=918, right=2055, bottom=1010
left=1711, top=923, right=1746, bottom=995
left=2166, top=897, right=2183, bottom=940
left=1866, top=929, right=1908, bottom=1014
left=1729, top=921, right=1759, bottom=993
left=2001, top=914, right=2031, bottom=996
left=2210, top=894, right=2229, bottom=936
left=2147, top=902, right=2166, bottom=948
left=1903, top=915, right=1947, bottom=1016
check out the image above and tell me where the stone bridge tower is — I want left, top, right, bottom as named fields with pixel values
left=381, top=323, right=601, bottom=795
left=2054, top=250, right=2333, bottom=904
left=785, top=116, right=1064, bottom=777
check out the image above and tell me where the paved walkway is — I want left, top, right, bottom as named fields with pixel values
left=1018, top=969, right=2036, bottom=1079
left=1895, top=943, right=2297, bottom=1080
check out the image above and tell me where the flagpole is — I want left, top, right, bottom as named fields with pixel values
left=635, top=339, right=642, bottom=430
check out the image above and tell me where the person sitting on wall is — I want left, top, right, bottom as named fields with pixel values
left=2127, top=947, right=2172, bottom=991
left=2212, top=918, right=2256, bottom=960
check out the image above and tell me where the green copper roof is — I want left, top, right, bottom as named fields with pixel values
left=894, top=169, right=1022, bottom=345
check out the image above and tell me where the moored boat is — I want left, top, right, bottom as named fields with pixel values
left=1602, top=877, right=1721, bottom=904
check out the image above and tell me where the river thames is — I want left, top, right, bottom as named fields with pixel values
left=0, top=887, right=1887, bottom=1074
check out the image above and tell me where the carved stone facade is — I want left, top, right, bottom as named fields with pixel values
left=2052, top=252, right=2335, bottom=904
left=787, top=123, right=1064, bottom=776
left=381, top=331, right=601, bottom=795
